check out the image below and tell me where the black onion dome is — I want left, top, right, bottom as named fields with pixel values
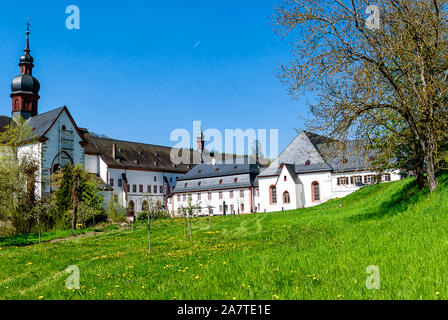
left=20, top=52, right=34, bottom=64
left=11, top=73, right=40, bottom=94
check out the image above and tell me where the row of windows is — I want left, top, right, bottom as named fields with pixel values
left=111, top=181, right=165, bottom=194
left=184, top=177, right=240, bottom=188
left=177, top=189, right=253, bottom=202
left=336, top=173, right=391, bottom=186
left=218, top=203, right=245, bottom=213
left=269, top=182, right=321, bottom=204
left=109, top=176, right=179, bottom=188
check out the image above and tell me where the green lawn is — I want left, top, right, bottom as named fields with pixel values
left=1, top=175, right=448, bottom=300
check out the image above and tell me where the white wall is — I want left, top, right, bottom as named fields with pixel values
left=106, top=168, right=182, bottom=213
left=18, top=142, right=42, bottom=198
left=259, top=169, right=403, bottom=213
left=171, top=187, right=260, bottom=217
left=41, top=110, right=85, bottom=196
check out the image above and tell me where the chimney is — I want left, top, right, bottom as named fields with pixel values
left=112, top=143, right=116, bottom=159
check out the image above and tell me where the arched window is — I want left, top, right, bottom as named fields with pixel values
left=269, top=185, right=277, bottom=204
left=128, top=200, right=135, bottom=217
left=52, top=163, right=61, bottom=173
left=311, top=181, right=320, bottom=202
left=141, top=200, right=149, bottom=212
left=283, top=191, right=291, bottom=204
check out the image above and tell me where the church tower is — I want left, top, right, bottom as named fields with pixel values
left=11, top=20, right=40, bottom=120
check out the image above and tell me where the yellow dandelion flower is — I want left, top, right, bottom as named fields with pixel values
left=38, top=296, right=43, bottom=299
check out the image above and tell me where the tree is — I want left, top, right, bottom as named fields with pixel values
left=140, top=194, right=164, bottom=253
left=180, top=193, right=201, bottom=240
left=53, top=164, right=104, bottom=234
left=275, top=0, right=448, bottom=192
left=0, top=117, right=38, bottom=234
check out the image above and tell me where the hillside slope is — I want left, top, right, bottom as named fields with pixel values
left=1, top=175, right=448, bottom=300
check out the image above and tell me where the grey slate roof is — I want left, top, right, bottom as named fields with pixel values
left=259, top=131, right=330, bottom=177
left=259, top=131, right=374, bottom=177
left=173, top=160, right=260, bottom=193
left=307, top=133, right=374, bottom=173
left=26, top=107, right=65, bottom=139
left=0, top=116, right=12, bottom=132
left=177, top=160, right=260, bottom=181
left=83, top=133, right=196, bottom=174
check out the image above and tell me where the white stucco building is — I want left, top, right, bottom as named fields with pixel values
left=171, top=131, right=402, bottom=215
left=257, top=131, right=401, bottom=212
left=170, top=159, right=260, bottom=216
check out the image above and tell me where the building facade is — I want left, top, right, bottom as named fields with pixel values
left=170, top=159, right=260, bottom=216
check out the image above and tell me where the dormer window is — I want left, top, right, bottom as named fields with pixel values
left=233, top=166, right=237, bottom=170
left=61, top=125, right=67, bottom=131
left=234, top=178, right=238, bottom=183
left=219, top=179, right=223, bottom=185
left=342, top=159, right=348, bottom=164
left=198, top=182, right=201, bottom=186
left=185, top=183, right=188, bottom=188
left=198, top=170, right=202, bottom=174
left=305, top=160, right=311, bottom=166
left=215, top=168, right=219, bottom=172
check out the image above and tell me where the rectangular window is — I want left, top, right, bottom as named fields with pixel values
left=118, top=179, right=122, bottom=187
left=256, top=189, right=259, bottom=197
left=113, top=194, right=118, bottom=203
left=132, top=185, right=137, bottom=193
left=126, top=184, right=130, bottom=193
left=230, top=204, right=234, bottom=213
left=160, top=186, right=164, bottom=194
left=219, top=205, right=223, bottom=213
left=154, top=185, right=157, bottom=193
left=219, top=192, right=223, bottom=200
left=230, top=191, right=234, bottom=199
left=198, top=193, right=201, bottom=200
left=109, top=178, right=114, bottom=186
left=139, top=184, right=143, bottom=193
left=154, top=176, right=157, bottom=182
left=208, top=192, right=212, bottom=200
left=147, top=184, right=151, bottom=193
left=177, top=194, right=181, bottom=201
left=183, top=194, right=186, bottom=201
left=240, top=204, right=244, bottom=212
left=240, top=190, right=244, bottom=198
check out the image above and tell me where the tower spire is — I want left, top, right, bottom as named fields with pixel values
left=10, top=19, right=40, bottom=120
left=24, top=18, right=31, bottom=53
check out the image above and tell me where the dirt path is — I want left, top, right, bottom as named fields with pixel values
left=49, top=230, right=103, bottom=243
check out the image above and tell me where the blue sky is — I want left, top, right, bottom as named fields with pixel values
left=0, top=0, right=312, bottom=155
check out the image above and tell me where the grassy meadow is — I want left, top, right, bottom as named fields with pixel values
left=1, top=174, right=448, bottom=300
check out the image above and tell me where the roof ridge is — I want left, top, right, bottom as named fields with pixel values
left=89, top=135, right=188, bottom=151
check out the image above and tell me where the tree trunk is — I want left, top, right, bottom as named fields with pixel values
left=148, top=213, right=151, bottom=253
left=71, top=175, right=78, bottom=235
left=414, top=146, right=426, bottom=189
left=189, top=216, right=192, bottom=240
left=425, top=150, right=439, bottom=193
left=184, top=215, right=187, bottom=240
